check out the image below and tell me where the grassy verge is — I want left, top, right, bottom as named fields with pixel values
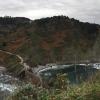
left=8, top=71, right=100, bottom=100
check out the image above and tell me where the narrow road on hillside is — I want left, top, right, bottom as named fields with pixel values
left=0, top=50, right=30, bottom=71
left=0, top=49, right=44, bottom=86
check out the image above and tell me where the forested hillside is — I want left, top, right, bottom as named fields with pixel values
left=0, top=16, right=100, bottom=67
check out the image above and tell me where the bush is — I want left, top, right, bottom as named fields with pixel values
left=8, top=72, right=100, bottom=100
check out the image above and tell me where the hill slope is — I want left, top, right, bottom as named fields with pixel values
left=0, top=16, right=100, bottom=67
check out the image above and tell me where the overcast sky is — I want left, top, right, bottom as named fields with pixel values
left=0, top=0, right=100, bottom=24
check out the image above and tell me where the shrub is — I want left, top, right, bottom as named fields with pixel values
left=8, top=72, right=100, bottom=100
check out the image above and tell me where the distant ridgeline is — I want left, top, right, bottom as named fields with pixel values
left=0, top=16, right=100, bottom=68
left=0, top=16, right=30, bottom=25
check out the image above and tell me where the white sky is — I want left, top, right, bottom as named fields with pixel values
left=0, top=0, right=100, bottom=24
